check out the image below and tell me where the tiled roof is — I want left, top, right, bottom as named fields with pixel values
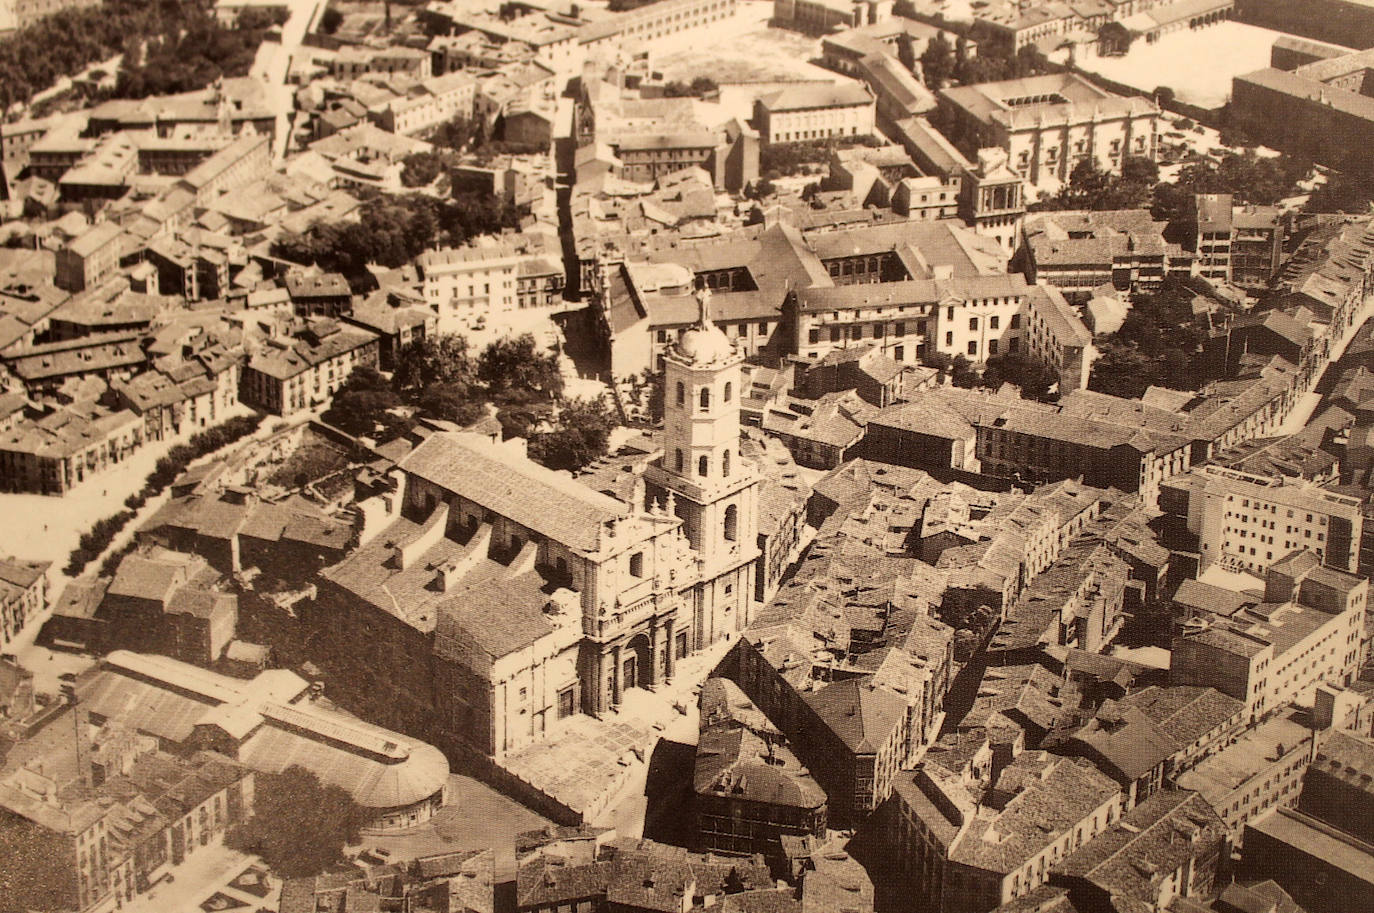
left=399, top=432, right=628, bottom=553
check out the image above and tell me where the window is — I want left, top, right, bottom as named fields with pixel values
left=699, top=455, right=709, bottom=477
left=967, top=340, right=978, bottom=356
left=894, top=345, right=904, bottom=362
left=1011, top=314, right=1021, bottom=329
left=990, top=315, right=1000, bottom=330
left=722, top=449, right=731, bottom=477
left=946, top=331, right=953, bottom=346
left=700, top=386, right=710, bottom=410
left=558, top=687, right=576, bottom=718
left=675, top=448, right=684, bottom=473
left=630, top=552, right=644, bottom=577
left=989, top=339, right=999, bottom=356
left=724, top=504, right=738, bottom=541
left=676, top=381, right=685, bottom=406
left=969, top=317, right=978, bottom=331
left=724, top=382, right=732, bottom=403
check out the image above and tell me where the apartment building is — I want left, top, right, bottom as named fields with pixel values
left=1168, top=464, right=1364, bottom=575
left=1195, top=193, right=1285, bottom=289
left=974, top=390, right=1194, bottom=507
left=938, top=74, right=1160, bottom=186
left=0, top=556, right=49, bottom=650
left=54, top=222, right=125, bottom=293
left=885, top=751, right=1122, bottom=913
left=1171, top=553, right=1367, bottom=721
left=1018, top=209, right=1174, bottom=300
left=373, top=71, right=478, bottom=136
left=0, top=401, right=144, bottom=496
left=238, top=319, right=380, bottom=417
left=753, top=83, right=876, bottom=145
left=1175, top=706, right=1318, bottom=845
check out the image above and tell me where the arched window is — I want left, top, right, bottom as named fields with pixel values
left=675, top=448, right=684, bottom=473
left=722, top=449, right=731, bottom=477
left=700, top=386, right=710, bottom=411
left=724, top=381, right=732, bottom=403
left=698, top=455, right=709, bottom=477
left=724, top=504, right=738, bottom=541
left=676, top=381, right=685, bottom=406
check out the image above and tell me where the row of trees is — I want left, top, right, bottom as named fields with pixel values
left=271, top=191, right=526, bottom=278
left=325, top=332, right=617, bottom=472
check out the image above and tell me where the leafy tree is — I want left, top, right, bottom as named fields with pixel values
left=897, top=31, right=917, bottom=74
left=527, top=396, right=617, bottom=471
left=320, top=6, right=344, bottom=33
left=1306, top=169, right=1374, bottom=213
left=478, top=334, right=564, bottom=399
left=1042, top=156, right=1158, bottom=211
left=226, top=767, right=365, bottom=878
left=400, top=150, right=451, bottom=188
left=950, top=354, right=978, bottom=388
left=394, top=333, right=476, bottom=392
left=920, top=32, right=954, bottom=89
left=111, top=8, right=285, bottom=98
left=324, top=366, right=405, bottom=437
left=1098, top=21, right=1133, bottom=55
left=1154, top=85, right=1176, bottom=108
left=982, top=352, right=1058, bottom=400
left=418, top=382, right=487, bottom=426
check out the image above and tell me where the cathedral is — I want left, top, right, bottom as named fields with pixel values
left=315, top=289, right=764, bottom=758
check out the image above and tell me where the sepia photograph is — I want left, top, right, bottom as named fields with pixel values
left=0, top=0, right=1370, bottom=910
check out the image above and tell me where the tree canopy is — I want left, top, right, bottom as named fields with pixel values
left=111, top=7, right=285, bottom=99
left=225, top=766, right=365, bottom=878
left=478, top=334, right=564, bottom=399
left=527, top=396, right=618, bottom=471
left=1041, top=156, right=1159, bottom=211
left=394, top=333, right=477, bottom=393
left=271, top=192, right=525, bottom=278
left=982, top=351, right=1059, bottom=400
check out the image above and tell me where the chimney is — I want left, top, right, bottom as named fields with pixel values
left=61, top=683, right=93, bottom=789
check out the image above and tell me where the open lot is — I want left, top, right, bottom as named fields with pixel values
left=653, top=4, right=842, bottom=85
left=1078, top=21, right=1291, bottom=110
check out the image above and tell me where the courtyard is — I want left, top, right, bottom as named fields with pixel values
left=1078, top=21, right=1292, bottom=109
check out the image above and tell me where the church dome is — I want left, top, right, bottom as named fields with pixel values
left=673, top=288, right=736, bottom=366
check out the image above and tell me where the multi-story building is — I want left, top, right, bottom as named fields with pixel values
left=1297, top=729, right=1374, bottom=843
left=0, top=401, right=144, bottom=496
left=973, top=389, right=1194, bottom=507
left=372, top=71, right=478, bottom=136
left=693, top=677, right=826, bottom=870
left=54, top=222, right=125, bottom=293
left=0, top=734, right=254, bottom=913
left=416, top=244, right=520, bottom=315
left=1064, top=685, right=1246, bottom=810
left=1175, top=706, right=1319, bottom=844
left=1194, top=193, right=1284, bottom=289
left=285, top=272, right=352, bottom=319
left=174, top=131, right=272, bottom=207
left=938, top=74, right=1160, bottom=186
left=1018, top=209, right=1174, bottom=300
left=238, top=319, right=379, bottom=417
left=772, top=0, right=893, bottom=35
left=1167, top=464, right=1365, bottom=575
left=0, top=556, right=48, bottom=650
left=1171, top=553, right=1367, bottom=721
left=753, top=83, right=876, bottom=145
left=885, top=750, right=1122, bottom=913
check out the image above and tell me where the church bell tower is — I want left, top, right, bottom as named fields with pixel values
left=644, top=288, right=762, bottom=642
